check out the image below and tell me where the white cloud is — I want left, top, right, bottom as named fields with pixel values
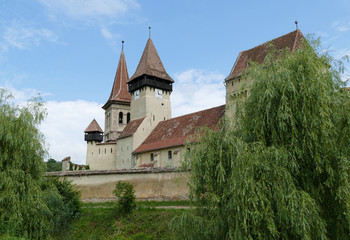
left=332, top=21, right=350, bottom=32
left=100, top=26, right=121, bottom=47
left=38, top=0, right=139, bottom=20
left=0, top=84, right=51, bottom=105
left=1, top=23, right=57, bottom=51
left=101, top=27, right=114, bottom=40
left=171, top=69, right=226, bottom=117
left=40, top=100, right=104, bottom=165
left=1, top=86, right=104, bottom=165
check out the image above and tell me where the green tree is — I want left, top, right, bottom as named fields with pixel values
left=171, top=38, right=350, bottom=239
left=46, top=158, right=62, bottom=172
left=42, top=177, right=81, bottom=235
left=0, top=89, right=52, bottom=239
left=113, top=181, right=136, bottom=215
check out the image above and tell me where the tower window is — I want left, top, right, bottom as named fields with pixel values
left=127, top=113, right=130, bottom=123
left=150, top=153, right=154, bottom=161
left=111, top=148, right=112, bottom=153
left=168, top=151, right=172, bottom=160
left=153, top=115, right=155, bottom=121
left=119, top=112, right=123, bottom=123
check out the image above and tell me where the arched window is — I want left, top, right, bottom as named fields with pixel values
left=127, top=113, right=130, bottom=123
left=119, top=112, right=123, bottom=124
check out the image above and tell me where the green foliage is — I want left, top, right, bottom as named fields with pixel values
left=0, top=89, right=82, bottom=239
left=46, top=158, right=62, bottom=172
left=69, top=162, right=89, bottom=171
left=0, top=89, right=52, bottom=239
left=42, top=177, right=81, bottom=235
left=171, top=37, right=350, bottom=239
left=53, top=202, right=188, bottom=240
left=113, top=181, right=136, bottom=215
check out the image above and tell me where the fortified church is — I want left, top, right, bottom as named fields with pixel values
left=84, top=29, right=304, bottom=170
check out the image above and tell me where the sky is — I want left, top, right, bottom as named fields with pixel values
left=0, top=0, right=349, bottom=164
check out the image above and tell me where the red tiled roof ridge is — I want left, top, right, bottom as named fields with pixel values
left=133, top=105, right=226, bottom=153
left=104, top=49, right=131, bottom=107
left=118, top=117, right=145, bottom=139
left=225, top=29, right=304, bottom=81
left=85, top=119, right=103, bottom=133
left=237, top=29, right=301, bottom=54
left=166, top=104, right=226, bottom=122
left=292, top=29, right=303, bottom=51
left=128, top=38, right=174, bottom=83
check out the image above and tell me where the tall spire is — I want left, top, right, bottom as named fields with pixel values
left=103, top=43, right=131, bottom=108
left=128, top=38, right=174, bottom=83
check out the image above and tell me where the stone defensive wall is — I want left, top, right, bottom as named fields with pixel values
left=46, top=168, right=189, bottom=202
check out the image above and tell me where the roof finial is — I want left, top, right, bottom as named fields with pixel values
left=295, top=20, right=298, bottom=30
left=122, top=40, right=124, bottom=50
left=149, top=26, right=151, bottom=39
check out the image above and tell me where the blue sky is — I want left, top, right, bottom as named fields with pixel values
left=1, top=0, right=349, bottom=164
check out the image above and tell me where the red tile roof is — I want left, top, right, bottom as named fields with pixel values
left=134, top=105, right=225, bottom=153
left=225, top=29, right=304, bottom=81
left=103, top=49, right=131, bottom=109
left=85, top=119, right=103, bottom=133
left=118, top=117, right=145, bottom=139
left=128, top=38, right=174, bottom=83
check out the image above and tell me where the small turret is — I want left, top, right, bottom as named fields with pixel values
left=84, top=119, right=103, bottom=142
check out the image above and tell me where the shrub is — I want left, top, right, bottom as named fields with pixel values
left=113, top=181, right=136, bottom=214
left=42, top=177, right=81, bottom=235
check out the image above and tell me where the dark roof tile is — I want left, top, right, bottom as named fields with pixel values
left=85, top=119, right=103, bottom=133
left=103, top=50, right=131, bottom=109
left=118, top=117, right=145, bottom=139
left=134, top=105, right=225, bottom=153
left=226, top=29, right=304, bottom=81
left=128, top=38, right=174, bottom=83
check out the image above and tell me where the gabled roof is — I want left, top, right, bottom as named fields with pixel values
left=134, top=105, right=225, bottom=154
left=85, top=119, right=103, bottom=133
left=103, top=49, right=131, bottom=109
left=118, top=117, right=145, bottom=139
left=128, top=38, right=174, bottom=83
left=225, top=29, right=304, bottom=81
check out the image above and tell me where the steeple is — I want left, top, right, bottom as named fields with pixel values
left=103, top=46, right=131, bottom=110
left=128, top=37, right=174, bottom=93
left=102, top=43, right=132, bottom=142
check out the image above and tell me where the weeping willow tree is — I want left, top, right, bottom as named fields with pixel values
left=171, top=38, right=350, bottom=239
left=0, top=89, right=52, bottom=239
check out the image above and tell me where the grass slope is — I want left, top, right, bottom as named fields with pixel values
left=53, top=201, right=191, bottom=240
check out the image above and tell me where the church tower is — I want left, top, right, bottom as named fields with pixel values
left=102, top=42, right=131, bottom=142
left=127, top=36, right=174, bottom=122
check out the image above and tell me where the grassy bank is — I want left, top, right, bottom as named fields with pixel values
left=53, top=201, right=191, bottom=240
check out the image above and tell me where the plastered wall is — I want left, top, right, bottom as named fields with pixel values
left=130, top=86, right=172, bottom=122
left=225, top=77, right=252, bottom=118
left=104, top=103, right=131, bottom=141
left=86, top=142, right=117, bottom=170
left=115, top=136, right=134, bottom=169
left=136, top=146, right=185, bottom=168
left=47, top=169, right=189, bottom=202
